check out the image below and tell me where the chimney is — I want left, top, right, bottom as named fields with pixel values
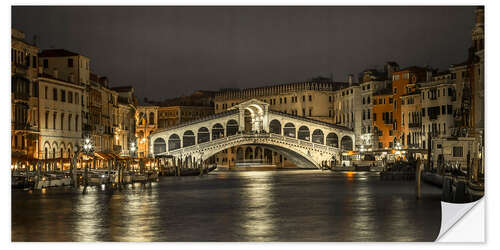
left=348, top=74, right=353, bottom=86
left=53, top=69, right=58, bottom=79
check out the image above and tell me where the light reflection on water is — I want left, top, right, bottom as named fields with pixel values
left=12, top=170, right=442, bottom=242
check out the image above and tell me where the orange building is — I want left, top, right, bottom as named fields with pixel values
left=391, top=67, right=427, bottom=146
left=372, top=89, right=394, bottom=149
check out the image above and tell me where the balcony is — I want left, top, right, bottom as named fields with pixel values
left=409, top=123, right=422, bottom=128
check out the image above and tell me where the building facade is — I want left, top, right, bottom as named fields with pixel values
left=38, top=76, right=85, bottom=167
left=358, top=66, right=394, bottom=150
left=112, top=86, right=137, bottom=156
left=11, top=28, right=40, bottom=165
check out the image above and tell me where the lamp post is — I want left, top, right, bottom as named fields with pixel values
left=129, top=138, right=137, bottom=172
left=80, top=136, right=94, bottom=193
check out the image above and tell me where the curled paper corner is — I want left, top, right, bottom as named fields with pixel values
left=436, top=198, right=484, bottom=242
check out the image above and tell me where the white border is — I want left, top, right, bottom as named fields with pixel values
left=3, top=0, right=495, bottom=248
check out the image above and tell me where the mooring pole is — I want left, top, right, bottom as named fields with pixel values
left=416, top=159, right=423, bottom=200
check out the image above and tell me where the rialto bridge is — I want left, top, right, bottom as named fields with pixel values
left=149, top=99, right=355, bottom=169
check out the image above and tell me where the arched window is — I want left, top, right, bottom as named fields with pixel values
left=236, top=147, right=244, bottom=161
left=212, top=123, right=224, bottom=140
left=326, top=133, right=339, bottom=148
left=269, top=119, right=281, bottom=134
left=226, top=120, right=238, bottom=136
left=197, top=127, right=210, bottom=144
left=168, top=134, right=181, bottom=151
left=182, top=130, right=195, bottom=147
left=245, top=147, right=253, bottom=160
left=283, top=123, right=296, bottom=138
left=312, top=129, right=324, bottom=144
left=341, top=136, right=353, bottom=151
left=149, top=112, right=155, bottom=125
left=154, top=138, right=166, bottom=154
left=297, top=126, right=310, bottom=141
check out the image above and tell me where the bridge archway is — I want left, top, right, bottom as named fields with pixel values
left=212, top=123, right=224, bottom=140
left=284, top=123, right=296, bottom=138
left=183, top=130, right=195, bottom=147
left=341, top=135, right=353, bottom=151
left=168, top=134, right=181, bottom=151
left=226, top=119, right=238, bottom=136
left=197, top=127, right=210, bottom=144
left=245, top=147, right=253, bottom=160
left=269, top=119, right=281, bottom=134
left=312, top=129, right=324, bottom=144
left=298, top=126, right=310, bottom=141
left=326, top=133, right=339, bottom=148
left=236, top=147, right=244, bottom=161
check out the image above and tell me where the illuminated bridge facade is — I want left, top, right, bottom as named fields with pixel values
left=149, top=99, right=355, bottom=169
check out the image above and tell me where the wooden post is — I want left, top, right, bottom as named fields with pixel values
left=416, top=159, right=422, bottom=200
left=83, top=161, right=88, bottom=194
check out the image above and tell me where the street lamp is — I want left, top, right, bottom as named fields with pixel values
left=81, top=136, right=95, bottom=156
left=129, top=138, right=137, bottom=158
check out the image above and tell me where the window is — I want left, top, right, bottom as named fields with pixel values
left=309, top=109, right=312, bottom=116
left=75, top=93, right=79, bottom=104
left=61, top=113, right=64, bottom=130
left=373, top=113, right=376, bottom=121
left=61, top=90, right=66, bottom=102
left=32, top=81, right=38, bottom=97
left=45, top=112, right=49, bottom=129
left=329, top=96, right=332, bottom=102
left=453, top=146, right=463, bottom=157
left=284, top=97, right=287, bottom=104
left=45, top=86, right=48, bottom=99
left=53, top=112, right=57, bottom=129
left=75, top=115, right=79, bottom=131
left=43, top=59, right=48, bottom=68
left=421, top=108, right=425, bottom=117
left=68, top=58, right=73, bottom=67
left=442, top=105, right=446, bottom=114
left=393, top=88, right=397, bottom=94
left=53, top=88, right=58, bottom=101
left=367, top=96, right=370, bottom=104
left=302, top=108, right=305, bottom=116
left=68, top=114, right=72, bottom=131
left=447, top=105, right=452, bottom=114
left=68, top=91, right=73, bottom=103
left=32, top=55, right=37, bottom=68
left=302, top=96, right=305, bottom=102
left=389, top=97, right=393, bottom=104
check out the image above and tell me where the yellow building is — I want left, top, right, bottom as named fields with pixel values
left=11, top=28, right=40, bottom=165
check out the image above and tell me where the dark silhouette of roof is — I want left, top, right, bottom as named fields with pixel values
left=39, top=49, right=79, bottom=57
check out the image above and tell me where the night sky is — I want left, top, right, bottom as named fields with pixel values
left=12, top=6, right=476, bottom=102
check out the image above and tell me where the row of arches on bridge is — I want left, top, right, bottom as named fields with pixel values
left=153, top=119, right=353, bottom=154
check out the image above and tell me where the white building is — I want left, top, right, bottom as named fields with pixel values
left=38, top=76, right=85, bottom=163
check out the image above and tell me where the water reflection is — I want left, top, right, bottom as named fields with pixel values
left=74, top=189, right=103, bottom=241
left=12, top=170, right=442, bottom=242
left=240, top=171, right=276, bottom=241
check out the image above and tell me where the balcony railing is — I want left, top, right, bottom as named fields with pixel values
left=408, top=122, right=422, bottom=128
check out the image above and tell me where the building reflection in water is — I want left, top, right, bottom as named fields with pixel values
left=73, top=188, right=104, bottom=241
left=239, top=171, right=277, bottom=241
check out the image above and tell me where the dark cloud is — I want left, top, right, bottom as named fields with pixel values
left=12, top=6, right=476, bottom=102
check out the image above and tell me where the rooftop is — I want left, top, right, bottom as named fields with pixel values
left=39, top=49, right=80, bottom=57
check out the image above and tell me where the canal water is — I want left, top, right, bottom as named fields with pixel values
left=11, top=170, right=442, bottom=242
